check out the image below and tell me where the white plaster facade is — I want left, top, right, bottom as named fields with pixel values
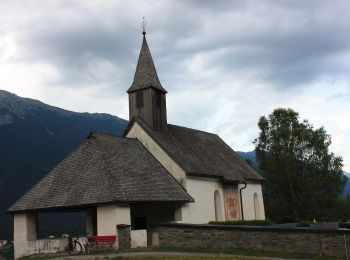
left=97, top=204, right=131, bottom=236
left=14, top=213, right=36, bottom=259
left=181, top=176, right=225, bottom=223
left=130, top=229, right=147, bottom=248
left=239, top=182, right=265, bottom=220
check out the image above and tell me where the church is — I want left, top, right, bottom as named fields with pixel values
left=9, top=31, right=265, bottom=258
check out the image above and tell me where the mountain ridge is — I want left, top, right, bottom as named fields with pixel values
left=0, top=89, right=128, bottom=239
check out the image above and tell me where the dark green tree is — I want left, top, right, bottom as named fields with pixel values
left=254, top=108, right=347, bottom=222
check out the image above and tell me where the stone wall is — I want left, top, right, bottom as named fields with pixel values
left=157, top=223, right=350, bottom=258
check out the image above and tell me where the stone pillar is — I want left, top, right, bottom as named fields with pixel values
left=86, top=208, right=97, bottom=236
left=117, top=224, right=131, bottom=249
left=97, top=204, right=131, bottom=236
left=116, top=205, right=131, bottom=226
left=13, top=212, right=37, bottom=259
left=174, top=204, right=182, bottom=222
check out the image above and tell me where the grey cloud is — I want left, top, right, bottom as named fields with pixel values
left=1, top=0, right=350, bottom=170
left=3, top=0, right=350, bottom=92
left=169, top=0, right=350, bottom=88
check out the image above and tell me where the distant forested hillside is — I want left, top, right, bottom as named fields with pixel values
left=0, top=90, right=128, bottom=239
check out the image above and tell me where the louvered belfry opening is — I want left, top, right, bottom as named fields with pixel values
left=127, top=34, right=167, bottom=132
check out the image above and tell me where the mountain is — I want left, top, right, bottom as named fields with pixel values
left=344, top=173, right=350, bottom=196
left=237, top=151, right=258, bottom=168
left=0, top=90, right=128, bottom=239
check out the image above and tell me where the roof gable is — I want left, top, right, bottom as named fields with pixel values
left=127, top=118, right=263, bottom=182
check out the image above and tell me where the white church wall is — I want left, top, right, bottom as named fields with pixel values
left=126, top=122, right=187, bottom=183
left=13, top=212, right=37, bottom=259
left=97, top=204, right=131, bottom=236
left=130, top=229, right=147, bottom=248
left=239, top=182, right=265, bottom=220
left=181, top=177, right=225, bottom=223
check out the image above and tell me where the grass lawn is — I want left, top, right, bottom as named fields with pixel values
left=109, top=257, right=269, bottom=260
left=117, top=247, right=339, bottom=260
left=25, top=257, right=266, bottom=260
left=22, top=247, right=340, bottom=260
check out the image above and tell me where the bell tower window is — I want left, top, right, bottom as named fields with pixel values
left=136, top=92, right=144, bottom=108
left=156, top=92, right=162, bottom=108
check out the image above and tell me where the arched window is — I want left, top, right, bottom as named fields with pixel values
left=253, top=193, right=261, bottom=220
left=214, top=190, right=223, bottom=221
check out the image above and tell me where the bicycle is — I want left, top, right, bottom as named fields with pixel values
left=81, top=235, right=97, bottom=255
left=65, top=234, right=82, bottom=255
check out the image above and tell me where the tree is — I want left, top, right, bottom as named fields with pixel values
left=254, top=108, right=347, bottom=223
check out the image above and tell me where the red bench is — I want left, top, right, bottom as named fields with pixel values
left=87, top=235, right=117, bottom=251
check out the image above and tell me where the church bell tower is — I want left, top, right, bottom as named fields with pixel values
left=127, top=30, right=167, bottom=131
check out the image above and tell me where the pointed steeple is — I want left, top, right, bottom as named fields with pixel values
left=127, top=32, right=168, bottom=131
left=127, top=35, right=167, bottom=93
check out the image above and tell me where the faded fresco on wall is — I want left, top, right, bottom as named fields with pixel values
left=223, top=186, right=240, bottom=220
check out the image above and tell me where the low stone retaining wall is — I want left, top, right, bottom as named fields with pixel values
left=157, top=223, right=350, bottom=258
left=24, top=238, right=68, bottom=257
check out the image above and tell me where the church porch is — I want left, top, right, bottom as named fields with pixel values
left=130, top=202, right=182, bottom=247
left=12, top=201, right=184, bottom=258
left=12, top=204, right=132, bottom=259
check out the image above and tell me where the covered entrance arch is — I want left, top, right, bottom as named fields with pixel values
left=130, top=202, right=181, bottom=247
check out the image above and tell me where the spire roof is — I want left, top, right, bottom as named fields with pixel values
left=127, top=35, right=167, bottom=93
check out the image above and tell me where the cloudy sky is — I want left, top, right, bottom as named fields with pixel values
left=1, top=0, right=349, bottom=171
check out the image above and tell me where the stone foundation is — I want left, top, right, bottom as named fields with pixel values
left=117, top=224, right=131, bottom=249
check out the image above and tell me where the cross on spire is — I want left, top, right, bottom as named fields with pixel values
left=142, top=17, right=146, bottom=35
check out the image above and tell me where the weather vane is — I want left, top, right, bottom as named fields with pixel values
left=142, top=17, right=147, bottom=35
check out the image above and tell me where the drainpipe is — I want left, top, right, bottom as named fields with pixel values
left=239, top=181, right=247, bottom=220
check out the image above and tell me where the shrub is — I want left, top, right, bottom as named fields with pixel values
left=0, top=244, right=14, bottom=258
left=297, top=221, right=312, bottom=227
left=208, top=220, right=273, bottom=226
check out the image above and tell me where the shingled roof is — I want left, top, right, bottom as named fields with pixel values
left=127, top=35, right=167, bottom=93
left=126, top=118, right=263, bottom=183
left=8, top=133, right=193, bottom=212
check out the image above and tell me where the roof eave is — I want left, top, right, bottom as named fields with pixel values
left=243, top=177, right=265, bottom=183
left=127, top=85, right=167, bottom=94
left=7, top=198, right=193, bottom=213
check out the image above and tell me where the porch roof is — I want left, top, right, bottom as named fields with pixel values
left=8, top=133, right=193, bottom=212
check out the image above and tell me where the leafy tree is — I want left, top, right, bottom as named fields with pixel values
left=254, top=108, right=347, bottom=222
